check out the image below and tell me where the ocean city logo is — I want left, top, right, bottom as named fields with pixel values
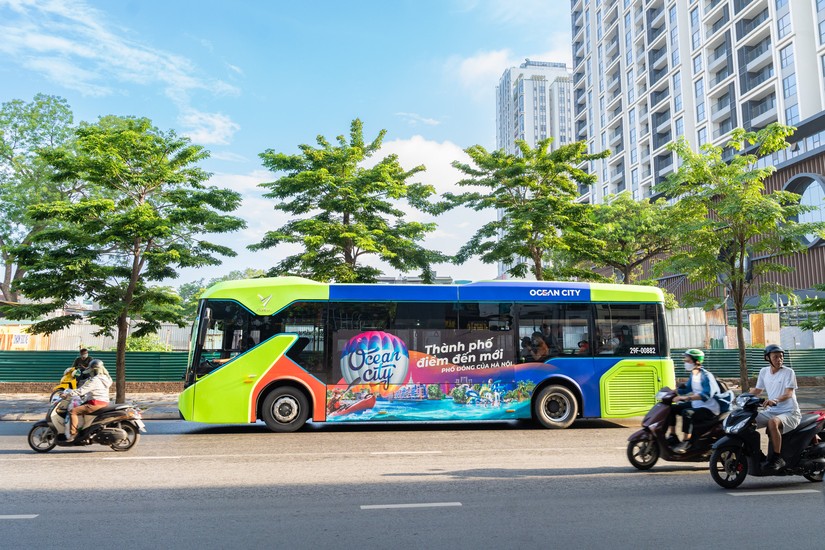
left=528, top=288, right=583, bottom=297
left=257, top=294, right=272, bottom=308
left=340, top=331, right=409, bottom=389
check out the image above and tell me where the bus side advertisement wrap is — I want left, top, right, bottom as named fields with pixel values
left=326, top=328, right=526, bottom=422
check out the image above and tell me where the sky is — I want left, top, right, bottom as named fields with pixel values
left=0, top=0, right=573, bottom=285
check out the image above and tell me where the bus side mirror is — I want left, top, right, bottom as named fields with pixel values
left=197, top=308, right=212, bottom=346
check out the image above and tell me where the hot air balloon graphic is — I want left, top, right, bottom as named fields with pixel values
left=340, top=331, right=409, bottom=389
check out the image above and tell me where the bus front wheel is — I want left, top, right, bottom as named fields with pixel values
left=534, top=385, right=578, bottom=429
left=261, top=387, right=309, bottom=432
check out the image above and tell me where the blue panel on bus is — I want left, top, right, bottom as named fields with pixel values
left=329, top=284, right=459, bottom=302
left=458, top=281, right=591, bottom=302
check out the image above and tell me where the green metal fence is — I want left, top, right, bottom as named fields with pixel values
left=671, top=349, right=825, bottom=378
left=0, top=351, right=188, bottom=382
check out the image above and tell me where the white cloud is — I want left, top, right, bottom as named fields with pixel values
left=179, top=110, right=240, bottom=145
left=0, top=0, right=241, bottom=144
left=210, top=151, right=248, bottom=163
left=394, top=112, right=441, bottom=126
left=445, top=39, right=573, bottom=105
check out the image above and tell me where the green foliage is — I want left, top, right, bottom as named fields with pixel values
left=6, top=115, right=246, bottom=401
left=120, top=335, right=169, bottom=352
left=658, top=123, right=825, bottom=388
left=0, top=94, right=77, bottom=302
left=251, top=119, right=448, bottom=282
left=178, top=268, right=266, bottom=320
left=566, top=192, right=700, bottom=285
left=801, top=284, right=825, bottom=332
left=442, top=139, right=609, bottom=280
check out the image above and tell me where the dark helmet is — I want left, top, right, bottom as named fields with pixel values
left=764, top=344, right=785, bottom=362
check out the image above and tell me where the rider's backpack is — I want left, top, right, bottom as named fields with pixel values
left=711, top=376, right=735, bottom=413
left=714, top=378, right=735, bottom=413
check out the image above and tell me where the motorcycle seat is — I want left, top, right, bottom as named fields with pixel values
left=790, top=413, right=822, bottom=433
left=90, top=404, right=132, bottom=415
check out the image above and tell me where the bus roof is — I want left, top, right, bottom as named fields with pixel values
left=200, top=277, right=665, bottom=316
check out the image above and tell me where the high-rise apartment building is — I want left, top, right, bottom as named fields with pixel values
left=496, top=60, right=573, bottom=154
left=572, top=0, right=825, bottom=306
left=572, top=0, right=825, bottom=205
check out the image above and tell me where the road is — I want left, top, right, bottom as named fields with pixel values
left=1, top=419, right=823, bottom=549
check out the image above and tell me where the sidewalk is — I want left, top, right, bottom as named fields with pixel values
left=2, top=388, right=825, bottom=422
left=0, top=392, right=181, bottom=421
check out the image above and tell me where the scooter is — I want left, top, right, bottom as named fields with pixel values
left=50, top=367, right=80, bottom=401
left=27, top=392, right=146, bottom=453
left=709, top=394, right=825, bottom=488
left=627, top=387, right=726, bottom=470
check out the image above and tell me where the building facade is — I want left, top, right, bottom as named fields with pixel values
left=572, top=0, right=825, bottom=204
left=571, top=0, right=825, bottom=306
left=496, top=59, right=573, bottom=155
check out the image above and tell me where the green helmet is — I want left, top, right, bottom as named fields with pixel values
left=684, top=348, right=704, bottom=364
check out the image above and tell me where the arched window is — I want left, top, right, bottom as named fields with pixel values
left=785, top=174, right=825, bottom=246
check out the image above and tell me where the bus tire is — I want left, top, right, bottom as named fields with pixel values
left=261, top=387, right=309, bottom=433
left=533, top=385, right=577, bottom=429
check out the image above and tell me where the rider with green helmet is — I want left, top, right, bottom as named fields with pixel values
left=667, top=348, right=723, bottom=453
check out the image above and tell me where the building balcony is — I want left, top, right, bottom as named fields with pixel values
left=610, top=128, right=624, bottom=147
left=708, top=47, right=730, bottom=72
left=648, top=7, right=665, bottom=29
left=654, top=112, right=671, bottom=133
left=705, top=0, right=725, bottom=15
left=733, top=0, right=756, bottom=15
left=706, top=13, right=730, bottom=39
left=713, top=118, right=735, bottom=139
left=606, top=73, right=621, bottom=93
left=711, top=98, right=733, bottom=122
left=736, top=8, right=769, bottom=41
left=650, top=87, right=670, bottom=108
left=748, top=96, right=777, bottom=128
left=606, top=38, right=619, bottom=58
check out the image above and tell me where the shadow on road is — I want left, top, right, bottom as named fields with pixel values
left=180, top=418, right=629, bottom=435
left=381, top=465, right=707, bottom=480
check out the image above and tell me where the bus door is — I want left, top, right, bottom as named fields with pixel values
left=595, top=303, right=665, bottom=418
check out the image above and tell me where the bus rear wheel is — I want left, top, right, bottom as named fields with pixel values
left=261, top=387, right=309, bottom=433
left=534, top=385, right=578, bottom=429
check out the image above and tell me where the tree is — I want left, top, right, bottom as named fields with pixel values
left=250, top=119, right=447, bottom=282
left=443, top=139, right=609, bottom=280
left=0, top=94, right=78, bottom=302
left=565, top=191, right=699, bottom=284
left=5, top=116, right=246, bottom=402
left=800, top=284, right=825, bottom=331
left=178, top=268, right=266, bottom=320
left=658, top=124, right=825, bottom=390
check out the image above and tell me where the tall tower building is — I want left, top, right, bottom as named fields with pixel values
left=495, top=60, right=574, bottom=279
left=572, top=0, right=825, bottom=204
left=496, top=60, right=573, bottom=155
left=571, top=0, right=825, bottom=304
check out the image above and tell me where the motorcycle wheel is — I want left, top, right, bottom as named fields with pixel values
left=28, top=423, right=58, bottom=453
left=709, top=446, right=748, bottom=489
left=803, top=470, right=824, bottom=483
left=627, top=437, right=659, bottom=470
left=110, top=422, right=140, bottom=452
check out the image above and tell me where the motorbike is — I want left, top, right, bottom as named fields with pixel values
left=627, top=387, right=727, bottom=470
left=709, top=393, right=825, bottom=488
left=27, top=392, right=146, bottom=453
left=50, top=367, right=80, bottom=401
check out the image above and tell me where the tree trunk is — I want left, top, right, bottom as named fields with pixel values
left=734, top=285, right=748, bottom=392
left=533, top=251, right=543, bottom=281
left=115, top=313, right=128, bottom=403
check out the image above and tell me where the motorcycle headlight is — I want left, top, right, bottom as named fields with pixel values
left=724, top=417, right=750, bottom=434
left=734, top=395, right=750, bottom=408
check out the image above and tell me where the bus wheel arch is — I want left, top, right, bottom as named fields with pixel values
left=257, top=382, right=313, bottom=433
left=532, top=379, right=581, bottom=430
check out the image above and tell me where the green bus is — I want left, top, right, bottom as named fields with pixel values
left=179, top=277, right=675, bottom=431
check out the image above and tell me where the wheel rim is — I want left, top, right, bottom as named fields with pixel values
left=716, top=449, right=745, bottom=483
left=631, top=440, right=655, bottom=465
left=30, top=425, right=56, bottom=450
left=543, top=393, right=570, bottom=422
left=111, top=423, right=137, bottom=450
left=272, top=395, right=300, bottom=424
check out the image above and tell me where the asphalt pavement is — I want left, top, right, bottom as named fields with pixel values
left=2, top=386, right=824, bottom=422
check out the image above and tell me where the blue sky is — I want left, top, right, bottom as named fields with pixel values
left=0, top=0, right=573, bottom=284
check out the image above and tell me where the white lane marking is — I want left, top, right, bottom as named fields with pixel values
left=370, top=451, right=442, bottom=455
left=361, top=502, right=462, bottom=510
left=102, top=456, right=182, bottom=461
left=0, top=515, right=38, bottom=519
left=727, top=489, right=821, bottom=497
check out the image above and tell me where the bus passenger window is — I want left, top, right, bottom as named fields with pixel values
left=595, top=304, right=660, bottom=356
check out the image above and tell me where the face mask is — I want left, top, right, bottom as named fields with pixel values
left=610, top=337, right=620, bottom=346
left=684, top=362, right=695, bottom=371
